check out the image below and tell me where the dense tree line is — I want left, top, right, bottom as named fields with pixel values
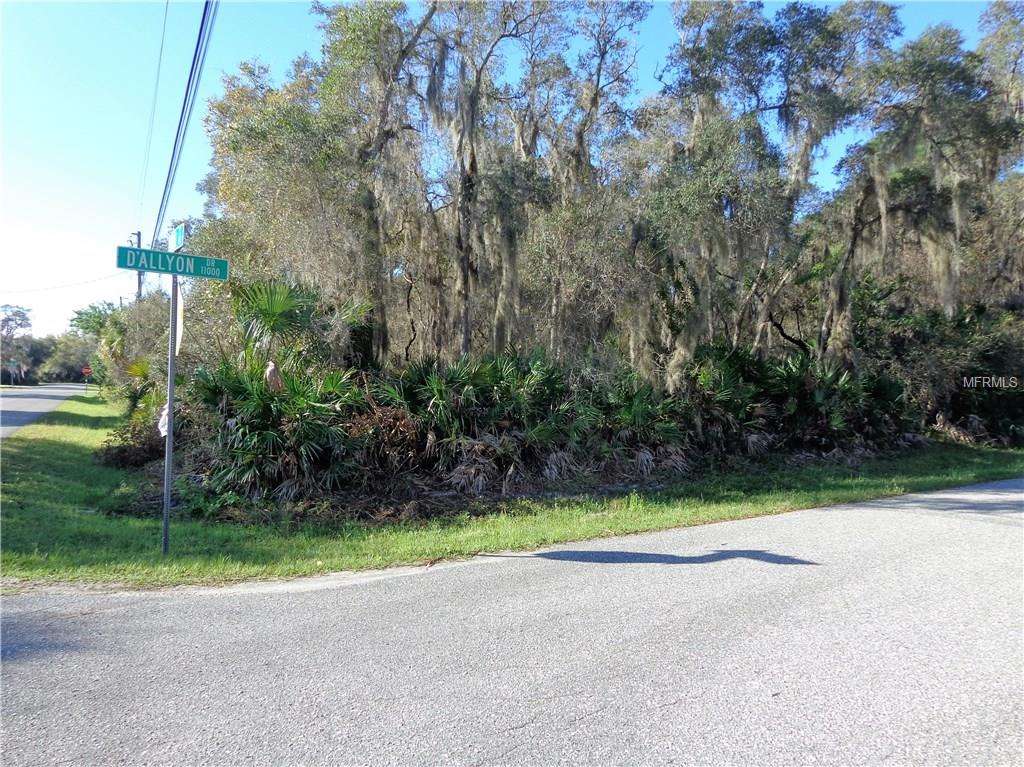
left=0, top=304, right=105, bottom=384
left=178, top=1, right=1021, bottom=382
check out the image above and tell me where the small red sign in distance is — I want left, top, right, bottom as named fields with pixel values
left=82, top=366, right=93, bottom=376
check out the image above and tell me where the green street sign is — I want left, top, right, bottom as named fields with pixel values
left=173, top=223, right=186, bottom=251
left=116, top=246, right=228, bottom=281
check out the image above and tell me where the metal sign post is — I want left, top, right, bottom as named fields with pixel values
left=162, top=276, right=178, bottom=556
left=117, top=243, right=228, bottom=555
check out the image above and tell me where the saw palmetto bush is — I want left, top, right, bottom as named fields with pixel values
left=193, top=357, right=362, bottom=500
left=565, top=371, right=684, bottom=457
left=768, top=355, right=860, bottom=448
left=861, top=371, right=913, bottom=440
left=181, top=332, right=914, bottom=502
left=97, top=358, right=169, bottom=469
left=765, top=354, right=911, bottom=449
left=231, top=280, right=325, bottom=366
left=853, top=279, right=1024, bottom=439
left=678, top=344, right=772, bottom=451
left=118, top=358, right=158, bottom=418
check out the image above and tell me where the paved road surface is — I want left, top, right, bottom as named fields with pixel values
left=3, top=479, right=1022, bottom=766
left=0, top=383, right=85, bottom=438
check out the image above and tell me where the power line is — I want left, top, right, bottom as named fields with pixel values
left=150, top=0, right=215, bottom=248
left=136, top=0, right=171, bottom=226
left=149, top=0, right=220, bottom=250
left=2, top=273, right=129, bottom=294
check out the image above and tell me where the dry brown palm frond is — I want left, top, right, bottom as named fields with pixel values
left=744, top=432, right=775, bottom=457
left=656, top=445, right=691, bottom=475
left=932, top=413, right=977, bottom=444
left=542, top=449, right=577, bottom=481
left=635, top=447, right=655, bottom=477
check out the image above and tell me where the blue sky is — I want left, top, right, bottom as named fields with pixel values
left=1, top=1, right=987, bottom=336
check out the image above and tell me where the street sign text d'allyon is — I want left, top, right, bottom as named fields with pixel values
left=117, top=246, right=229, bottom=281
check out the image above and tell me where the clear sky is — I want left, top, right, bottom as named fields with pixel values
left=0, top=1, right=987, bottom=337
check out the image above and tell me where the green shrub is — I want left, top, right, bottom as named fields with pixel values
left=854, top=280, right=1024, bottom=438
left=96, top=479, right=152, bottom=516
left=117, top=358, right=157, bottom=418
left=181, top=346, right=920, bottom=501
left=97, top=417, right=165, bottom=468
left=193, top=360, right=361, bottom=500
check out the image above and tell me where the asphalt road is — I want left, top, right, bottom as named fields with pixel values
left=2, top=479, right=1022, bottom=766
left=0, top=383, right=85, bottom=438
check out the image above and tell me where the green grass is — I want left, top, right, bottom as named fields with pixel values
left=2, top=394, right=1022, bottom=589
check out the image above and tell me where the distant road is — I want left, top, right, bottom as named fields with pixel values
left=2, top=478, right=1022, bottom=765
left=0, top=383, right=84, bottom=438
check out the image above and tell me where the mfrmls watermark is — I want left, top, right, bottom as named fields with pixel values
left=961, top=375, right=1020, bottom=389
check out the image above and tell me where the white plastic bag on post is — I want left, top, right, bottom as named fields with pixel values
left=158, top=402, right=169, bottom=437
left=157, top=281, right=183, bottom=438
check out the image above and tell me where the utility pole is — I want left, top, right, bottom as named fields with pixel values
left=132, top=231, right=143, bottom=300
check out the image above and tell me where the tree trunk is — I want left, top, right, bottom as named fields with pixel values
left=548, top=274, right=562, bottom=361
left=359, top=185, right=390, bottom=361
left=454, top=149, right=478, bottom=357
left=818, top=187, right=869, bottom=369
left=492, top=211, right=519, bottom=355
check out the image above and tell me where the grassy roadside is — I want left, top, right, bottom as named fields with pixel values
left=2, top=393, right=1022, bottom=589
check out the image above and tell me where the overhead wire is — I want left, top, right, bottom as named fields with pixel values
left=136, top=0, right=171, bottom=227
left=149, top=0, right=220, bottom=250
left=6, top=4, right=218, bottom=316
left=149, top=0, right=215, bottom=249
left=2, top=273, right=129, bottom=294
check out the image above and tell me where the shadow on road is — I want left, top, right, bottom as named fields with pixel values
left=861, top=487, right=1023, bottom=517
left=1, top=410, right=121, bottom=431
left=0, top=393, right=83, bottom=401
left=533, top=549, right=820, bottom=566
left=1, top=394, right=120, bottom=432
left=1, top=613, right=92, bottom=662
